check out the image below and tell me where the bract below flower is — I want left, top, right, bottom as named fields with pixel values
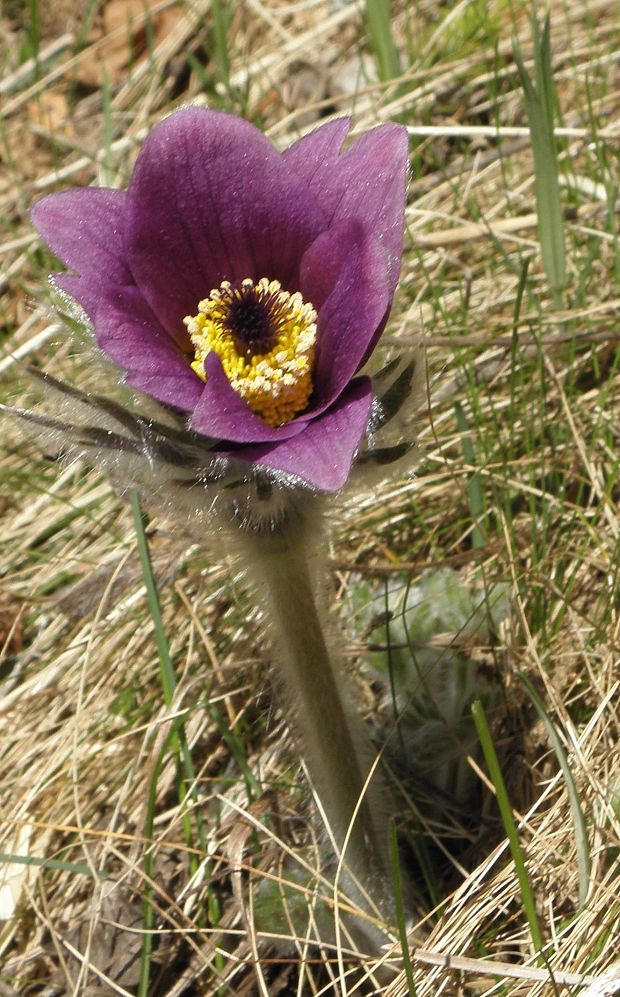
left=31, top=109, right=409, bottom=491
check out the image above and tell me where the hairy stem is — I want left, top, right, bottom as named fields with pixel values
left=240, top=510, right=396, bottom=925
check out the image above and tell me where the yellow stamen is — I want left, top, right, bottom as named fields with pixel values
left=184, top=277, right=317, bottom=427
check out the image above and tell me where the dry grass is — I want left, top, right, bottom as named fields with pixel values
left=1, top=0, right=620, bottom=994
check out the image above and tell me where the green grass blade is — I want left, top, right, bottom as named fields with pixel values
left=514, top=17, right=566, bottom=306
left=130, top=495, right=207, bottom=842
left=365, top=0, right=401, bottom=82
left=512, top=255, right=530, bottom=337
left=208, top=702, right=262, bottom=800
left=533, top=16, right=554, bottom=138
left=389, top=820, right=417, bottom=996
left=0, top=853, right=104, bottom=878
left=26, top=0, right=41, bottom=70
left=72, top=0, right=98, bottom=54
left=517, top=673, right=591, bottom=907
left=455, top=401, right=486, bottom=549
left=101, top=68, right=114, bottom=187
left=137, top=721, right=178, bottom=997
left=212, top=0, right=232, bottom=92
left=130, top=491, right=177, bottom=706
left=471, top=700, right=544, bottom=955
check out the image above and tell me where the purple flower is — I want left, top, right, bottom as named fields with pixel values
left=31, top=109, right=408, bottom=491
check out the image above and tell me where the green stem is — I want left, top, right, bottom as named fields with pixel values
left=242, top=515, right=398, bottom=926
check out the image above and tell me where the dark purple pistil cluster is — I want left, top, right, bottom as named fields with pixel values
left=225, top=284, right=282, bottom=359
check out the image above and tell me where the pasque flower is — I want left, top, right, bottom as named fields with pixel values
left=9, top=110, right=424, bottom=953
left=31, top=108, right=409, bottom=491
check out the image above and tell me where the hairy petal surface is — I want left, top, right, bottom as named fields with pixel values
left=94, top=286, right=204, bottom=409
left=231, top=378, right=373, bottom=491
left=125, top=108, right=325, bottom=341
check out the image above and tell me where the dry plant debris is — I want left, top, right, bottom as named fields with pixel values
left=1, top=0, right=619, bottom=994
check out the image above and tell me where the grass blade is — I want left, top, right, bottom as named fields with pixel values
left=472, top=700, right=544, bottom=956
left=389, top=820, right=417, bottom=996
left=455, top=401, right=486, bottom=549
left=212, top=0, right=232, bottom=92
left=131, top=491, right=209, bottom=994
left=131, top=491, right=206, bottom=847
left=138, top=721, right=180, bottom=997
left=365, top=0, right=401, bottom=82
left=517, top=673, right=591, bottom=907
left=130, top=490, right=177, bottom=705
left=0, top=853, right=104, bottom=878
left=514, top=16, right=566, bottom=306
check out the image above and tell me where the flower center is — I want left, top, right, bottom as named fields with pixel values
left=184, top=278, right=317, bottom=427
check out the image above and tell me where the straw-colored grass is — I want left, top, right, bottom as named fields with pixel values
left=1, top=1, right=619, bottom=994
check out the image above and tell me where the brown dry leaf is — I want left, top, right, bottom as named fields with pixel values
left=75, top=0, right=183, bottom=89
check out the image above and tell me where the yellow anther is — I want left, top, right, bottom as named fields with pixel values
left=184, top=277, right=317, bottom=427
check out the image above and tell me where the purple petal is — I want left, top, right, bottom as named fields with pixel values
left=284, top=121, right=408, bottom=296
left=53, top=273, right=101, bottom=318
left=93, top=285, right=203, bottom=410
left=125, top=107, right=326, bottom=341
left=31, top=189, right=131, bottom=288
left=190, top=353, right=307, bottom=442
left=231, top=377, right=373, bottom=491
left=54, top=272, right=135, bottom=322
left=300, top=220, right=389, bottom=409
left=282, top=117, right=351, bottom=180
